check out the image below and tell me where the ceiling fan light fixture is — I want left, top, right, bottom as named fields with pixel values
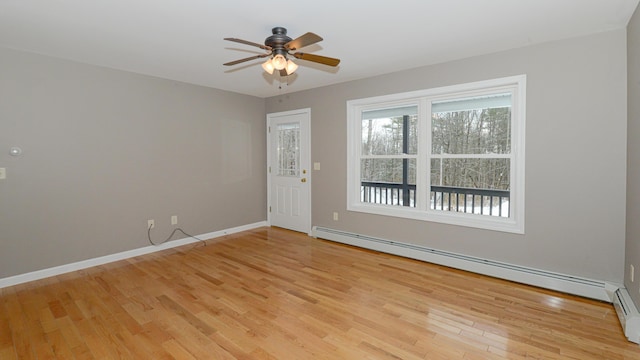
left=224, top=27, right=341, bottom=77
left=261, top=59, right=275, bottom=74
left=285, top=59, right=298, bottom=75
left=272, top=54, right=287, bottom=70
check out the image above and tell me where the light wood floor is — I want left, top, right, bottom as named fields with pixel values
left=2, top=227, right=639, bottom=359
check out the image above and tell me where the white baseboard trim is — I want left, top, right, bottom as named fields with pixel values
left=613, top=287, right=640, bottom=343
left=0, top=221, right=267, bottom=289
left=312, top=226, right=618, bottom=302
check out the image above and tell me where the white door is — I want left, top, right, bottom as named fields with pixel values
left=267, top=109, right=311, bottom=234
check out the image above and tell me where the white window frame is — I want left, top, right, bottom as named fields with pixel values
left=347, top=75, right=526, bottom=234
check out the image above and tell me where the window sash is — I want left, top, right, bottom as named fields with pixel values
left=346, top=75, right=526, bottom=234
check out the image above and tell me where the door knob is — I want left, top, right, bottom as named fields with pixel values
left=301, top=178, right=307, bottom=183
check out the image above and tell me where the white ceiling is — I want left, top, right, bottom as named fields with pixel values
left=0, top=0, right=638, bottom=98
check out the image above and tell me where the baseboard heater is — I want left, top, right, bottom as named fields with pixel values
left=312, top=226, right=617, bottom=303
left=613, top=287, right=640, bottom=344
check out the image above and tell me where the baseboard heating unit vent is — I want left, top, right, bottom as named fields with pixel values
left=312, top=226, right=616, bottom=302
left=613, top=287, right=640, bottom=344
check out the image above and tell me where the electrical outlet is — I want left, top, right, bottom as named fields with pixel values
left=333, top=212, right=339, bottom=221
left=171, top=215, right=178, bottom=225
left=632, top=265, right=635, bottom=283
left=147, top=219, right=155, bottom=229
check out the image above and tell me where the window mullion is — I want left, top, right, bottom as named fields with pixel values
left=417, top=98, right=430, bottom=212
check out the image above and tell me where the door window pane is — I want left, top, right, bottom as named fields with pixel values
left=277, top=122, right=300, bottom=177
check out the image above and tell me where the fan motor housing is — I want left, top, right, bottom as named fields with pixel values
left=265, top=27, right=292, bottom=55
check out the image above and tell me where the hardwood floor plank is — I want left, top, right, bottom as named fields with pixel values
left=73, top=318, right=116, bottom=359
left=25, top=318, right=57, bottom=360
left=156, top=294, right=217, bottom=336
left=0, top=299, right=15, bottom=352
left=161, top=338, right=199, bottom=360
left=44, top=328, right=76, bottom=359
left=0, top=348, right=17, bottom=360
left=2, top=227, right=640, bottom=359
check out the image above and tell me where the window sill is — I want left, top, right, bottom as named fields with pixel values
left=347, top=203, right=524, bottom=234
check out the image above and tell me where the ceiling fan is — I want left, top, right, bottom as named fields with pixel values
left=223, top=27, right=340, bottom=76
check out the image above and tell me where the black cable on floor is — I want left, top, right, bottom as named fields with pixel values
left=147, top=224, right=207, bottom=247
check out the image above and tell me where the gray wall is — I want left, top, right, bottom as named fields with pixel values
left=627, top=6, right=640, bottom=306
left=267, top=29, right=628, bottom=283
left=0, top=47, right=266, bottom=278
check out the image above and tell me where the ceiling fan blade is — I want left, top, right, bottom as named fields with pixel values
left=224, top=38, right=271, bottom=51
left=285, top=32, right=323, bottom=51
left=292, top=52, right=340, bottom=67
left=224, top=53, right=270, bottom=66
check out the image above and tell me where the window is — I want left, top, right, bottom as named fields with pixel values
left=347, top=76, right=526, bottom=233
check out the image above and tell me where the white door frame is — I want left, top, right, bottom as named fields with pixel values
left=266, top=108, right=312, bottom=235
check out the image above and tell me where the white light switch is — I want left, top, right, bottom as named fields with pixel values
left=0, top=168, right=5, bottom=180
left=313, top=162, right=321, bottom=170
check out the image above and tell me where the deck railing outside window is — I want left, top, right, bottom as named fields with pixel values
left=361, top=181, right=510, bottom=217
